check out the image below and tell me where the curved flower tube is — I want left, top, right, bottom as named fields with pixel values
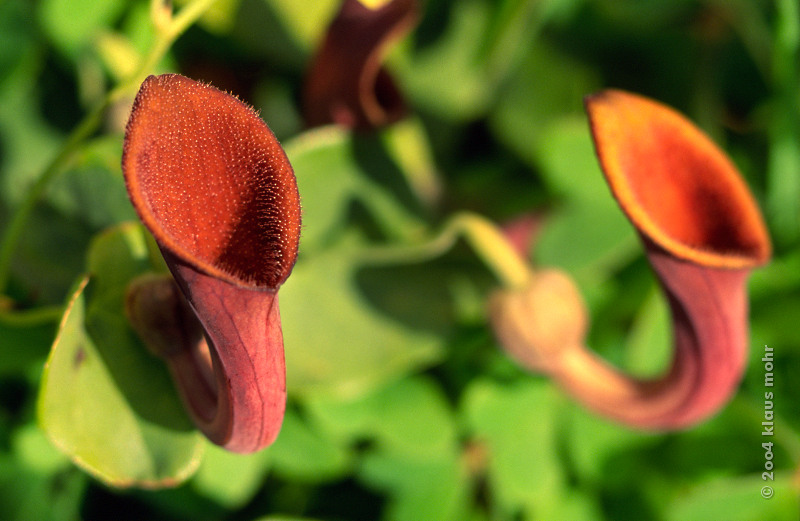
left=303, top=0, right=418, bottom=129
left=122, top=74, right=301, bottom=452
left=491, top=89, right=771, bottom=429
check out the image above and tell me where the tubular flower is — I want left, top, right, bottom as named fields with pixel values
left=491, top=89, right=771, bottom=429
left=303, top=0, right=418, bottom=129
left=122, top=74, right=301, bottom=452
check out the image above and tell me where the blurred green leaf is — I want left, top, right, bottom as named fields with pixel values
left=381, top=117, right=442, bottom=209
left=267, top=406, right=352, bottom=482
left=38, top=223, right=203, bottom=488
left=37, top=0, right=126, bottom=55
left=360, top=448, right=470, bottom=521
left=623, top=287, right=671, bottom=377
left=527, top=117, right=639, bottom=279
left=285, top=126, right=426, bottom=254
left=0, top=312, right=56, bottom=375
left=306, top=376, right=457, bottom=457
left=177, top=0, right=243, bottom=34
left=281, top=244, right=443, bottom=398
left=45, top=136, right=136, bottom=230
left=562, top=400, right=653, bottom=484
left=192, top=443, right=269, bottom=508
left=535, top=199, right=638, bottom=278
left=308, top=377, right=472, bottom=519
left=489, top=42, right=598, bottom=164
left=265, top=0, right=339, bottom=51
left=530, top=117, right=607, bottom=201
left=461, top=378, right=567, bottom=519
left=0, top=425, right=86, bottom=521
left=395, top=0, right=493, bottom=121
left=0, top=458, right=86, bottom=521
left=665, top=473, right=800, bottom=521
left=12, top=204, right=94, bottom=304
left=281, top=126, right=442, bottom=398
left=0, top=1, right=37, bottom=88
left=0, top=60, right=62, bottom=209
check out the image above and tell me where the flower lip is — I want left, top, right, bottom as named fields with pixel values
left=122, top=74, right=301, bottom=289
left=585, top=89, right=771, bottom=269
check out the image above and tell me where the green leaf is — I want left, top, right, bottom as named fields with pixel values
left=527, top=117, right=639, bottom=278
left=360, top=449, right=470, bottom=521
left=0, top=425, right=86, bottom=521
left=0, top=455, right=86, bottom=521
left=623, top=287, right=671, bottom=377
left=176, top=0, right=243, bottom=34
left=0, top=56, right=62, bottom=209
left=281, top=244, right=443, bottom=398
left=488, top=43, right=598, bottom=165
left=192, top=443, right=269, bottom=508
left=46, top=136, right=136, bottom=230
left=267, top=407, right=352, bottom=482
left=380, top=117, right=442, bottom=210
left=285, top=126, right=426, bottom=254
left=264, top=0, right=339, bottom=51
left=561, top=400, right=653, bottom=484
left=305, top=376, right=457, bottom=458
left=38, top=223, right=204, bottom=488
left=461, top=378, right=566, bottom=518
left=37, top=0, right=126, bottom=55
left=0, top=312, right=56, bottom=375
left=0, top=0, right=37, bottom=88
left=394, top=0, right=493, bottom=121
left=665, top=473, right=800, bottom=521
left=534, top=199, right=638, bottom=279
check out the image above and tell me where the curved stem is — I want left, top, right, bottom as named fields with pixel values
left=127, top=263, right=286, bottom=454
left=0, top=0, right=219, bottom=295
left=165, top=253, right=286, bottom=453
left=548, top=251, right=751, bottom=429
left=361, top=211, right=533, bottom=289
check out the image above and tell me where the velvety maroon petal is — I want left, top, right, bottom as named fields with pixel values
left=122, top=74, right=301, bottom=452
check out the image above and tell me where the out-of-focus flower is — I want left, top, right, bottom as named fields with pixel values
left=303, top=0, right=418, bottom=130
left=491, top=89, right=771, bottom=429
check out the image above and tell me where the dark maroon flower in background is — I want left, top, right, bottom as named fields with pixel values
left=303, top=0, right=419, bottom=130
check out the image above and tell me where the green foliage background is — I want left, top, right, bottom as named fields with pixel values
left=0, top=0, right=799, bottom=519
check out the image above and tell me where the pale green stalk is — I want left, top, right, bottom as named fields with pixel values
left=361, top=212, right=533, bottom=289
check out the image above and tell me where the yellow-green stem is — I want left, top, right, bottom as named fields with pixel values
left=361, top=211, right=533, bottom=289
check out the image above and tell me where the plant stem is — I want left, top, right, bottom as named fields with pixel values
left=361, top=211, right=533, bottom=289
left=0, top=0, right=219, bottom=296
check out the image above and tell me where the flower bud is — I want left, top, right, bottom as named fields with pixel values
left=489, top=269, right=588, bottom=373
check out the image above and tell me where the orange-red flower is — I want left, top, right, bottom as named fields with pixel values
left=122, top=74, right=301, bottom=452
left=492, top=89, right=771, bottom=429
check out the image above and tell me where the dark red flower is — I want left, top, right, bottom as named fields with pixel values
left=122, top=74, right=301, bottom=452
left=303, top=0, right=418, bottom=129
